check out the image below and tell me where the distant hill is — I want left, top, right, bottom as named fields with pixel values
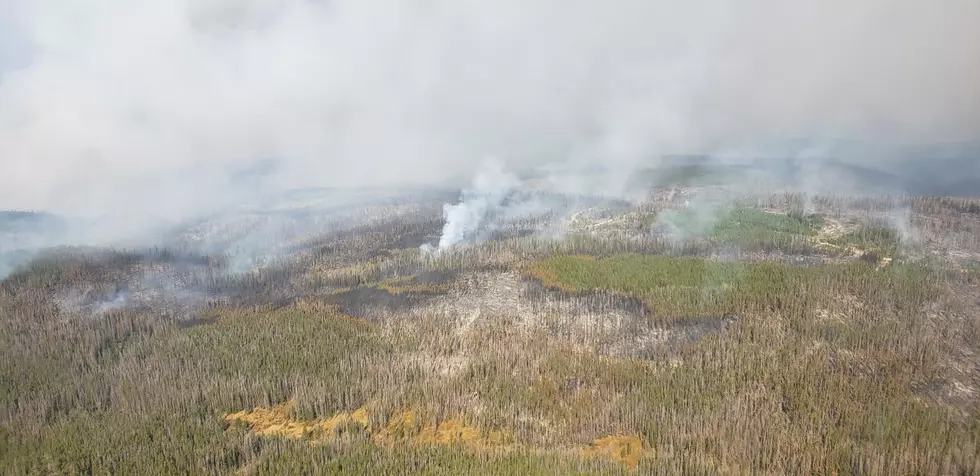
left=631, top=152, right=980, bottom=198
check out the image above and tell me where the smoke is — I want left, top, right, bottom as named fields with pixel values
left=435, top=160, right=520, bottom=249
left=886, top=207, right=920, bottom=244
left=429, top=159, right=559, bottom=251
left=1, top=0, right=978, bottom=252
left=428, top=159, right=649, bottom=250
left=652, top=189, right=736, bottom=248
left=57, top=286, right=130, bottom=318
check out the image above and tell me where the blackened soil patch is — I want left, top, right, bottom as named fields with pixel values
left=522, top=277, right=651, bottom=320
left=330, top=286, right=433, bottom=321
left=415, top=269, right=459, bottom=286
left=670, top=315, right=739, bottom=344
left=177, top=316, right=219, bottom=329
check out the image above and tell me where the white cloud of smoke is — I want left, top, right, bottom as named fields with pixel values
left=1, top=0, right=978, bottom=231
left=436, top=159, right=519, bottom=249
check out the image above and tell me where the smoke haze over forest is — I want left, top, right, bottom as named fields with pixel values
left=1, top=0, right=979, bottom=227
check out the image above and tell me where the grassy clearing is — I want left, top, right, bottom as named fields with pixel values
left=657, top=206, right=822, bottom=253
left=372, top=276, right=452, bottom=295
left=828, top=226, right=902, bottom=254
left=712, top=208, right=821, bottom=241
left=528, top=253, right=936, bottom=325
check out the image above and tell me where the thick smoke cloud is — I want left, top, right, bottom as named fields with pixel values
left=1, top=0, right=979, bottom=225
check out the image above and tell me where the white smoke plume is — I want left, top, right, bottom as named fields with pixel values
left=652, top=189, right=734, bottom=247
left=434, top=160, right=520, bottom=250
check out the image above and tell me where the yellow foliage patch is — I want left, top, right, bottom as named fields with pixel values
left=351, top=407, right=370, bottom=428
left=414, top=418, right=482, bottom=446
left=225, top=404, right=509, bottom=451
left=582, top=434, right=646, bottom=469
left=415, top=418, right=499, bottom=447
left=370, top=410, right=509, bottom=449
left=226, top=403, right=642, bottom=468
left=223, top=401, right=308, bottom=439
left=223, top=401, right=370, bottom=442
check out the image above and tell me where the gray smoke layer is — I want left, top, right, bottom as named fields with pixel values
left=1, top=0, right=978, bottom=254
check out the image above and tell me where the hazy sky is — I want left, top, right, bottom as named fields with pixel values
left=1, top=0, right=978, bottom=219
left=0, top=1, right=29, bottom=75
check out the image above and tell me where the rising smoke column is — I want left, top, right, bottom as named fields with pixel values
left=436, top=160, right=520, bottom=250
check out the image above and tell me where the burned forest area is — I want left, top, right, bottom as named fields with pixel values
left=3, top=170, right=980, bottom=475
